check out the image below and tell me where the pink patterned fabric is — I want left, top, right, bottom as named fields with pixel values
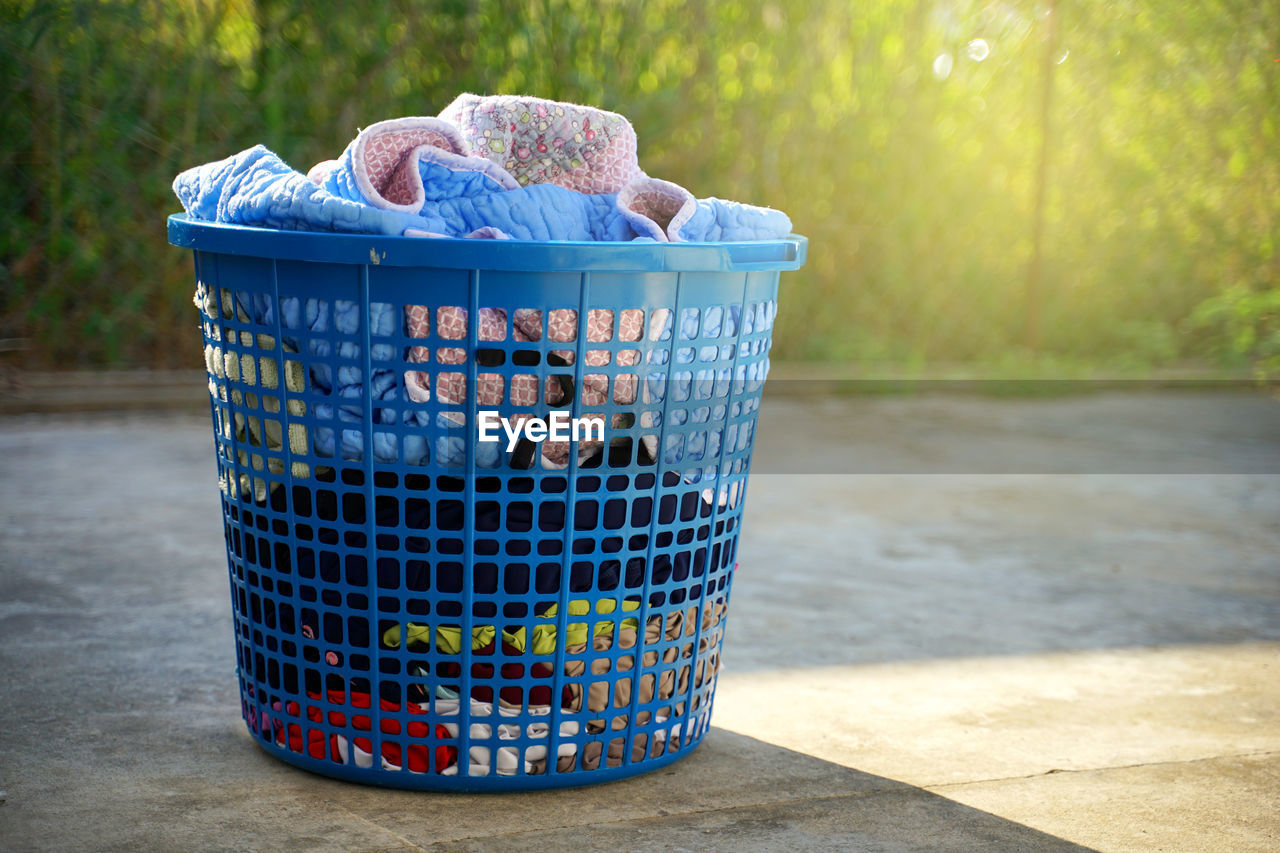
left=333, top=101, right=702, bottom=242
left=617, top=177, right=697, bottom=242
left=346, top=117, right=519, bottom=213
left=403, top=305, right=645, bottom=466
left=352, top=122, right=470, bottom=211
left=439, top=94, right=644, bottom=193
left=628, top=191, right=685, bottom=232
left=366, top=130, right=458, bottom=203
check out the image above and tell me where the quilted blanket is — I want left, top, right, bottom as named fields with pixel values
left=173, top=94, right=791, bottom=243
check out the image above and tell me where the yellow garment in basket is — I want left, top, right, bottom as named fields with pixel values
left=194, top=281, right=312, bottom=500
left=381, top=599, right=640, bottom=655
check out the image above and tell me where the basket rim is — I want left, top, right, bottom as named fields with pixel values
left=167, top=214, right=807, bottom=274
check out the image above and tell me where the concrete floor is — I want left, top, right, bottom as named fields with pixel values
left=1, top=390, right=1278, bottom=852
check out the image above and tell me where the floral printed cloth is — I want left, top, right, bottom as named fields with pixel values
left=440, top=94, right=643, bottom=193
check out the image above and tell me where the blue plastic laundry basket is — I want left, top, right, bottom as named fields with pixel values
left=168, top=214, right=806, bottom=791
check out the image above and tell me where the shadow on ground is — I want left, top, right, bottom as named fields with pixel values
left=1, top=713, right=1099, bottom=852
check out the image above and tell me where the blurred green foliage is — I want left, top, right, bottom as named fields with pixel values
left=2, top=0, right=1277, bottom=371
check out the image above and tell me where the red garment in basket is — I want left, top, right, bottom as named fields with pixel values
left=432, top=636, right=572, bottom=709
left=258, top=689, right=458, bottom=773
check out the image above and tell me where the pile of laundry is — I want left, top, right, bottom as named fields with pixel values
left=248, top=599, right=727, bottom=776
left=194, top=279, right=773, bottom=477
left=182, top=94, right=782, bottom=477
left=174, top=93, right=791, bottom=243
